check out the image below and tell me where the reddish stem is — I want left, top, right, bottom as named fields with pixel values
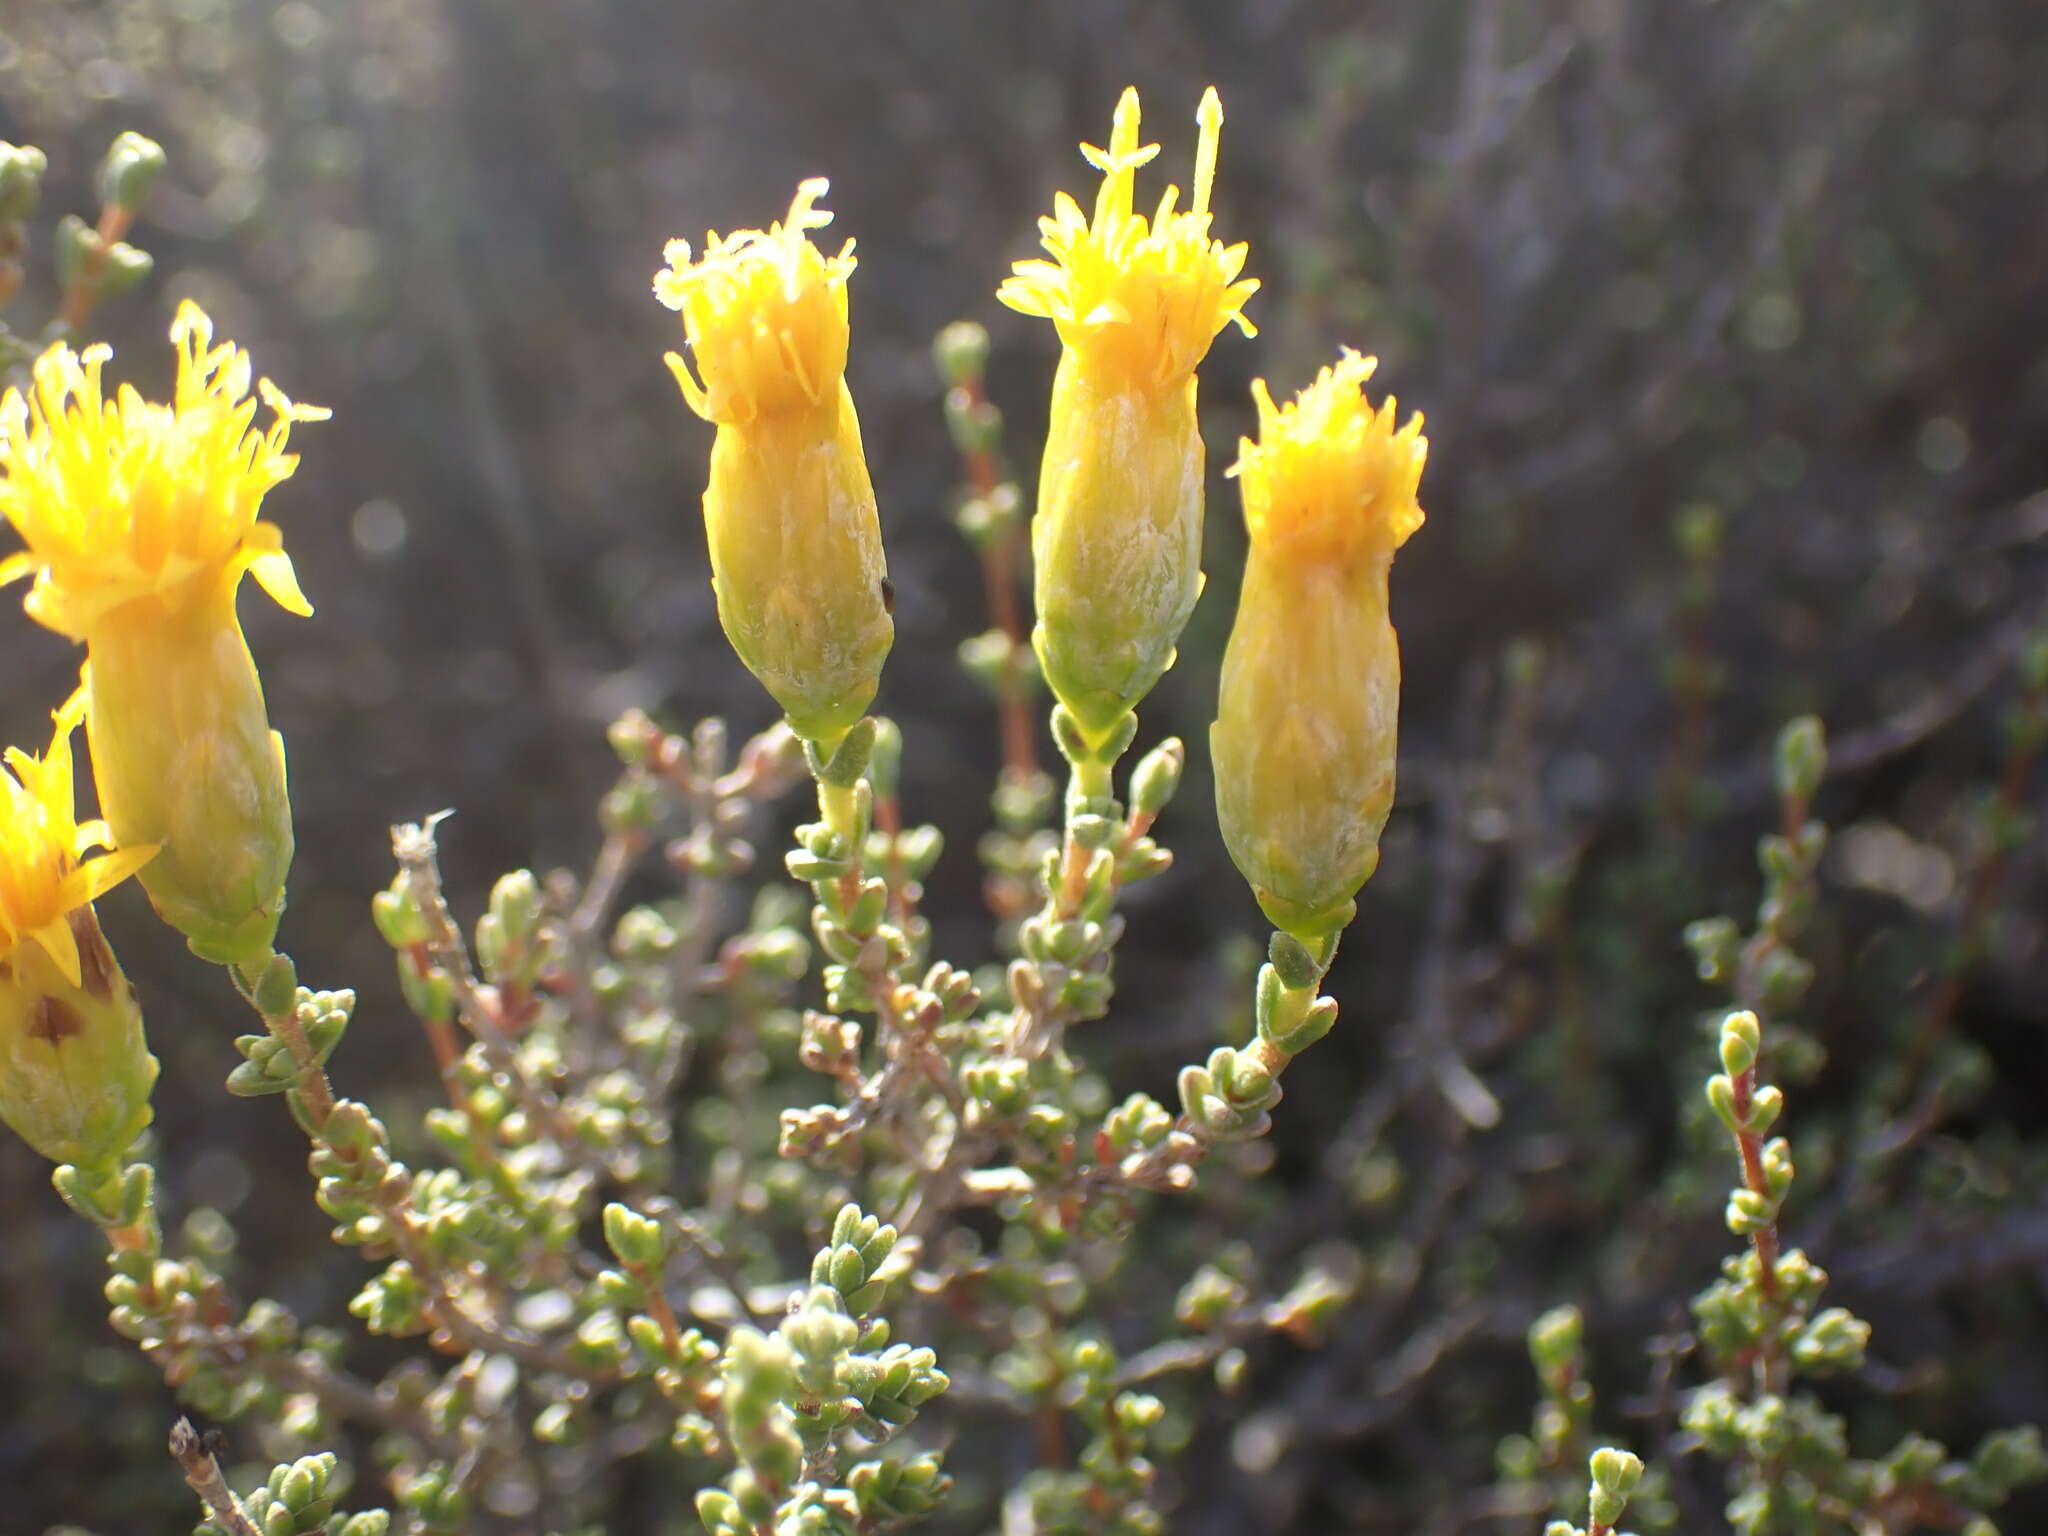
left=1056, top=833, right=1091, bottom=917
left=408, top=946, right=502, bottom=1172
left=873, top=788, right=916, bottom=930
left=269, top=1001, right=337, bottom=1128
left=56, top=201, right=134, bottom=334
left=959, top=370, right=1039, bottom=783
left=630, top=1260, right=685, bottom=1356
left=1730, top=1064, right=1781, bottom=1302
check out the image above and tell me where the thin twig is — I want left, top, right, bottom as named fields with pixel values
left=1720, top=591, right=2047, bottom=808
left=671, top=1211, right=773, bottom=1329
left=266, top=1348, right=468, bottom=1462
left=169, top=1418, right=260, bottom=1536
left=392, top=817, right=614, bottom=1178
left=570, top=830, right=646, bottom=945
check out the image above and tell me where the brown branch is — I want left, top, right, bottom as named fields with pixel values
left=168, top=1418, right=260, bottom=1536
left=1717, top=591, right=2047, bottom=810
left=570, top=829, right=646, bottom=945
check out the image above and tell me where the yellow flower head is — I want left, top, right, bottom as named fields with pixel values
left=0, top=697, right=153, bottom=988
left=1230, top=350, right=1427, bottom=567
left=0, top=300, right=328, bottom=640
left=655, top=179, right=858, bottom=428
left=999, top=86, right=1258, bottom=392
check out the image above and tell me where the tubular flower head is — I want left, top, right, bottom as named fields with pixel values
left=0, top=705, right=156, bottom=1172
left=655, top=181, right=891, bottom=748
left=1211, top=353, right=1428, bottom=943
left=1000, top=88, right=1256, bottom=748
left=0, top=302, right=326, bottom=965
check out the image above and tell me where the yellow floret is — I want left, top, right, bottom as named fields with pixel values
left=0, top=300, right=327, bottom=639
left=999, top=86, right=1258, bottom=393
left=1229, top=350, right=1427, bottom=566
left=655, top=179, right=858, bottom=427
left=0, top=698, right=153, bottom=988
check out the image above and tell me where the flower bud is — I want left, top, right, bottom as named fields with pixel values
left=0, top=142, right=47, bottom=223
left=0, top=711, right=155, bottom=1172
left=932, top=320, right=990, bottom=389
left=655, top=181, right=890, bottom=749
left=1774, top=714, right=1827, bottom=805
left=96, top=131, right=167, bottom=213
left=999, top=87, right=1257, bottom=748
left=0, top=302, right=327, bottom=964
left=1210, top=352, right=1426, bottom=942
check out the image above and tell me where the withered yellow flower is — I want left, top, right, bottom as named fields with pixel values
left=1000, top=86, right=1257, bottom=748
left=1211, top=351, right=1427, bottom=943
left=0, top=702, right=156, bottom=1171
left=0, top=301, right=327, bottom=964
left=655, top=179, right=891, bottom=750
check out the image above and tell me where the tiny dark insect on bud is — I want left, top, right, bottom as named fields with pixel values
left=880, top=576, right=896, bottom=614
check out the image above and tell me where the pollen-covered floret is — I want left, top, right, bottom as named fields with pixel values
left=0, top=698, right=153, bottom=988
left=655, top=179, right=858, bottom=427
left=999, top=86, right=1258, bottom=392
left=0, top=301, right=327, bottom=639
left=1229, top=350, right=1427, bottom=565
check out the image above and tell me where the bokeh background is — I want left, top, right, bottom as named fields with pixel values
left=3, top=0, right=2046, bottom=1530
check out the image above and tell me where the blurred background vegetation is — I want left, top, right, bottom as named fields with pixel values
left=3, top=0, right=2045, bottom=1530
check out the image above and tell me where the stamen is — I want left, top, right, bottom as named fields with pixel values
left=1094, top=86, right=1144, bottom=229
left=1192, top=87, right=1222, bottom=219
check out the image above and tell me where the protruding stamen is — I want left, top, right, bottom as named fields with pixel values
left=1192, top=87, right=1222, bottom=219
left=1093, top=86, right=1145, bottom=229
left=787, top=178, right=834, bottom=235
left=997, top=85, right=1255, bottom=388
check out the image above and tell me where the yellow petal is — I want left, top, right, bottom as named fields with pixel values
left=665, top=350, right=712, bottom=421
left=1000, top=87, right=1254, bottom=390
left=246, top=523, right=314, bottom=616
left=28, top=914, right=82, bottom=990
left=0, top=309, right=321, bottom=633
left=80, top=842, right=159, bottom=900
